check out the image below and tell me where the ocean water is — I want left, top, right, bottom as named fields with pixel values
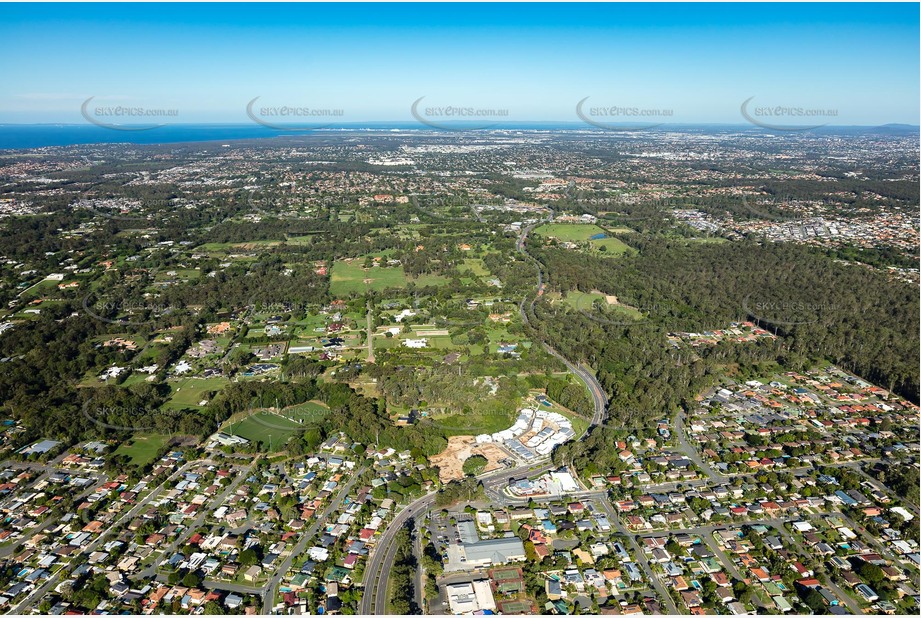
left=0, top=123, right=915, bottom=150
left=0, top=122, right=602, bottom=149
left=0, top=124, right=288, bottom=149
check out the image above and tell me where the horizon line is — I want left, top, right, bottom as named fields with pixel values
left=1, top=121, right=918, bottom=129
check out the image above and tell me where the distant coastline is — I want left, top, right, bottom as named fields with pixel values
left=0, top=122, right=917, bottom=150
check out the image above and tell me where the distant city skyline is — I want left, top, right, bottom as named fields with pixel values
left=1, top=2, right=918, bottom=126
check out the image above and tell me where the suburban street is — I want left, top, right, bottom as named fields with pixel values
left=357, top=216, right=622, bottom=614
left=674, top=409, right=727, bottom=483
left=13, top=460, right=198, bottom=613
left=768, top=521, right=863, bottom=614
left=131, top=460, right=257, bottom=583
left=596, top=497, right=681, bottom=614
left=260, top=465, right=368, bottom=613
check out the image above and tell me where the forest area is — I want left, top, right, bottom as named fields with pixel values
left=528, top=235, right=919, bottom=475
left=532, top=236, right=919, bottom=403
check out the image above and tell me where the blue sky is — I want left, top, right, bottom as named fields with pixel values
left=0, top=2, right=918, bottom=125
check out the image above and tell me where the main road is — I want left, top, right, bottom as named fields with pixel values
left=359, top=215, right=611, bottom=615
left=359, top=463, right=559, bottom=615
left=517, top=214, right=608, bottom=426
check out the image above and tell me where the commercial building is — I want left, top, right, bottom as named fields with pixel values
left=445, top=537, right=526, bottom=572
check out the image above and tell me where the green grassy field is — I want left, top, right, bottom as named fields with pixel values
left=17, top=278, right=67, bottom=301
left=196, top=240, right=283, bottom=252
left=330, top=259, right=447, bottom=296
left=591, top=236, right=632, bottom=255
left=165, top=377, right=229, bottom=408
left=429, top=409, right=516, bottom=436
left=223, top=412, right=303, bottom=449
left=294, top=314, right=328, bottom=330
left=154, top=269, right=200, bottom=282
left=414, top=335, right=456, bottom=349
left=113, top=434, right=169, bottom=466
left=330, top=261, right=408, bottom=295
left=413, top=273, right=449, bottom=287
left=534, top=223, right=633, bottom=255
left=534, top=223, right=608, bottom=241
left=283, top=400, right=330, bottom=423
left=285, top=234, right=321, bottom=245
left=561, top=291, right=644, bottom=321
left=134, top=341, right=168, bottom=362
left=119, top=373, right=152, bottom=387
left=460, top=258, right=490, bottom=277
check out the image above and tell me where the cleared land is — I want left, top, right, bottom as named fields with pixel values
left=426, top=408, right=516, bottom=436
left=460, top=258, right=490, bottom=277
left=195, top=240, right=283, bottom=252
left=113, top=434, right=169, bottom=466
left=222, top=411, right=303, bottom=449
left=533, top=223, right=633, bottom=255
left=429, top=436, right=508, bottom=482
left=591, top=236, right=632, bottom=254
left=561, top=290, right=644, bottom=320
left=164, top=377, right=229, bottom=409
left=534, top=223, right=609, bottom=241
left=330, top=259, right=448, bottom=296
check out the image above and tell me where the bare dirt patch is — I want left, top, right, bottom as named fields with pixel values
left=430, top=436, right=507, bottom=482
left=595, top=290, right=639, bottom=311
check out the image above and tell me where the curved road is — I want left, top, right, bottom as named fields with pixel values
left=360, top=463, right=555, bottom=615
left=359, top=218, right=610, bottom=615
left=518, top=215, right=608, bottom=426
left=542, top=343, right=608, bottom=426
